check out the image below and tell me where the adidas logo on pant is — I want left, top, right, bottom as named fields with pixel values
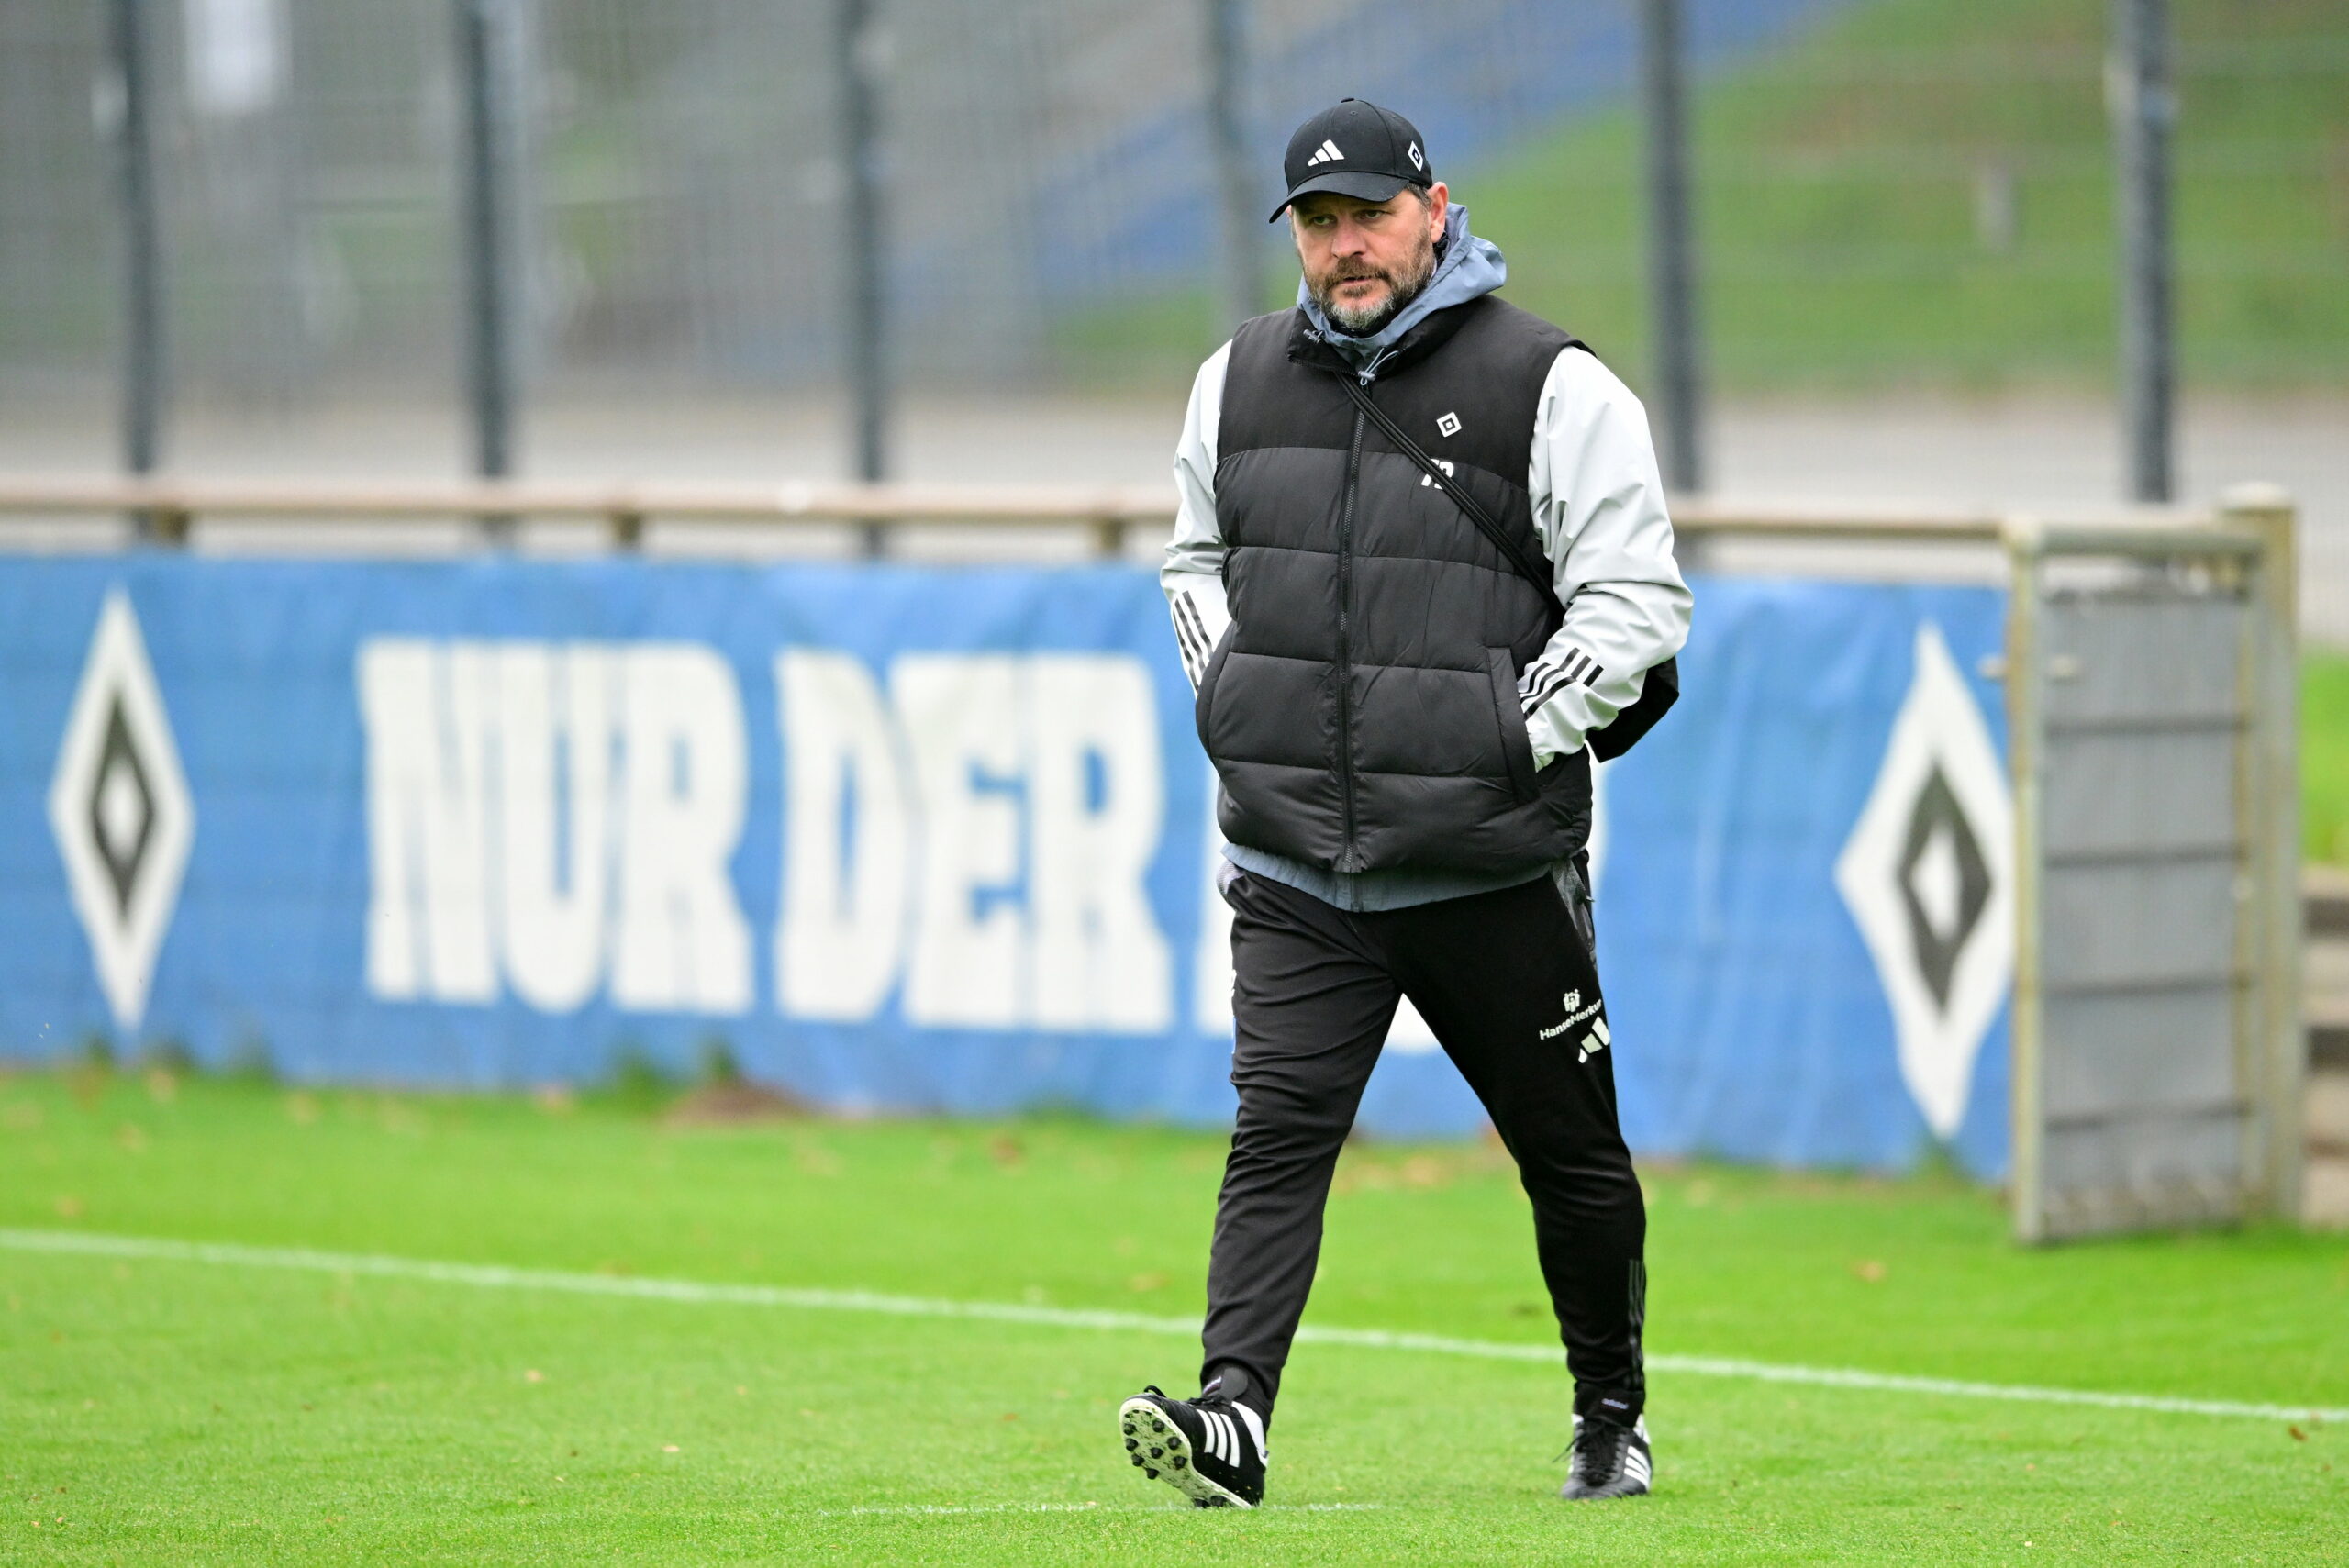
left=1539, top=991, right=1605, bottom=1046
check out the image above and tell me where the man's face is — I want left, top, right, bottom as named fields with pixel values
left=1290, top=183, right=1448, bottom=335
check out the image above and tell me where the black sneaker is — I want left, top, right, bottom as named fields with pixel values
left=1559, top=1411, right=1652, bottom=1500
left=1117, top=1385, right=1267, bottom=1508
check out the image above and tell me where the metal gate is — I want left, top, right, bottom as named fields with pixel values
left=2006, top=490, right=2302, bottom=1241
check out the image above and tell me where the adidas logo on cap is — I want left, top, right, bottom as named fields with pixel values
left=1271, top=100, right=1433, bottom=221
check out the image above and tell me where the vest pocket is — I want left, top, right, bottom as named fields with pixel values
left=1486, top=648, right=1538, bottom=800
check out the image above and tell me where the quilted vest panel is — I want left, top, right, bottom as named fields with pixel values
left=1199, top=295, right=1594, bottom=874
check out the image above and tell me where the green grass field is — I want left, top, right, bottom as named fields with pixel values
left=2308, top=652, right=2349, bottom=866
left=1, top=1067, right=2343, bottom=1563
left=1058, top=0, right=2349, bottom=394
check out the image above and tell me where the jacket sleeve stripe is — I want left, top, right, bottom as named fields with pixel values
left=1521, top=670, right=1571, bottom=716
left=1175, top=592, right=1215, bottom=666
left=1170, top=602, right=1205, bottom=684
left=1520, top=648, right=1607, bottom=716
left=1171, top=593, right=1215, bottom=685
left=1523, top=659, right=1579, bottom=714
left=1519, top=652, right=1567, bottom=701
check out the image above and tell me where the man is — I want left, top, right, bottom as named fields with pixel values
left=1117, top=99, right=1691, bottom=1507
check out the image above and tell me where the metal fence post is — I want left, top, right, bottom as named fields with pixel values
left=1639, top=0, right=1705, bottom=496
left=2111, top=0, right=2176, bottom=503
left=840, top=0, right=891, bottom=557
left=2222, top=483, right=2303, bottom=1222
left=1206, top=0, right=1260, bottom=333
left=107, top=0, right=168, bottom=535
left=2001, top=517, right=2050, bottom=1243
left=456, top=0, right=518, bottom=538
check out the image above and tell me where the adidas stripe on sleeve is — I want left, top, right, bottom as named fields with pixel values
left=1518, top=347, right=1691, bottom=768
left=1518, top=645, right=1607, bottom=717
left=1163, top=340, right=1234, bottom=694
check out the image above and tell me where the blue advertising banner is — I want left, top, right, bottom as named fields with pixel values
left=0, top=555, right=2011, bottom=1175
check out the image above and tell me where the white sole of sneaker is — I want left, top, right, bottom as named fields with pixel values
left=1118, top=1396, right=1251, bottom=1509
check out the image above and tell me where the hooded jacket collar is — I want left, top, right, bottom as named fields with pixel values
left=1289, top=203, right=1507, bottom=379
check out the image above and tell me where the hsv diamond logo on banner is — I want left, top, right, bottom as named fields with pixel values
left=48, top=588, right=195, bottom=1031
left=1834, top=620, right=2012, bottom=1140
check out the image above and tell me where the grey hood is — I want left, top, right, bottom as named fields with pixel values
left=1296, top=202, right=1507, bottom=371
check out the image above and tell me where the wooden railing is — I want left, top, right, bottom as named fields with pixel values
left=0, top=472, right=2277, bottom=558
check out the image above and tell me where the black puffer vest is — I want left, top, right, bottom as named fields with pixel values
left=1197, top=295, right=1593, bottom=874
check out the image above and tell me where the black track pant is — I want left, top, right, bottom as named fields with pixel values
left=1200, top=870, right=1646, bottom=1423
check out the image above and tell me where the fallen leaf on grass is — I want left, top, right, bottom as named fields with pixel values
left=525, top=1370, right=544, bottom=1384
left=662, top=1081, right=808, bottom=1129
left=1128, top=1272, right=1169, bottom=1292
left=1400, top=1155, right=1448, bottom=1189
left=52, top=1195, right=83, bottom=1220
left=66, top=1068, right=106, bottom=1109
left=374, top=1098, right=429, bottom=1136
left=1851, top=1260, right=1887, bottom=1284
left=2289, top=1425, right=2307, bottom=1441
left=794, top=1143, right=844, bottom=1177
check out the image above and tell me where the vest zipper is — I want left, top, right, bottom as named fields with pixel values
left=1334, top=389, right=1367, bottom=870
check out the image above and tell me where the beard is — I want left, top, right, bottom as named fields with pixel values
left=1308, top=233, right=1439, bottom=336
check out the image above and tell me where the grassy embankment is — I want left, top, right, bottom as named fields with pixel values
left=1056, top=0, right=2349, bottom=394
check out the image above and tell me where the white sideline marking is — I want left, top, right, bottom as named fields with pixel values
left=818, top=1501, right=1387, bottom=1517
left=3, top=1228, right=2341, bottom=1426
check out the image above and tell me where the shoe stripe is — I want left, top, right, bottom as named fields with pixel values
left=1202, top=1408, right=1228, bottom=1463
left=1230, top=1401, right=1268, bottom=1463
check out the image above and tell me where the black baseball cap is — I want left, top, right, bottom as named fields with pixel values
left=1268, top=98, right=1434, bottom=222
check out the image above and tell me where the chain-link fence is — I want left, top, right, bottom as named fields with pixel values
left=3, top=0, right=2347, bottom=642
left=11, top=0, right=2342, bottom=408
